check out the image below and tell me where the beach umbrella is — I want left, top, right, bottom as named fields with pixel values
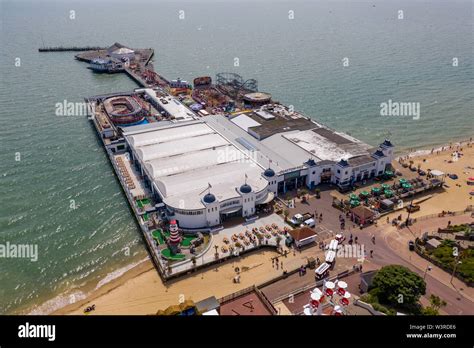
left=337, top=281, right=348, bottom=290
left=381, top=184, right=390, bottom=190
left=371, top=187, right=380, bottom=194
left=384, top=190, right=393, bottom=197
left=350, top=200, right=360, bottom=207
left=384, top=170, right=393, bottom=176
left=349, top=194, right=358, bottom=200
left=399, top=178, right=408, bottom=184
left=360, top=191, right=369, bottom=197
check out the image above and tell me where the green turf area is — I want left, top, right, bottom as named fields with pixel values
left=161, top=248, right=186, bottom=261
left=152, top=229, right=164, bottom=244
left=181, top=236, right=195, bottom=247
left=136, top=198, right=151, bottom=209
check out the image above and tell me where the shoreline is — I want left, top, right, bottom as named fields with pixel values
left=19, top=136, right=474, bottom=315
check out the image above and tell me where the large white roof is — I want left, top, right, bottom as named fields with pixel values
left=126, top=121, right=268, bottom=210
left=282, top=129, right=373, bottom=162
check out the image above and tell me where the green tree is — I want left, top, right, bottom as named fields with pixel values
left=429, top=294, right=447, bottom=310
left=371, top=265, right=426, bottom=308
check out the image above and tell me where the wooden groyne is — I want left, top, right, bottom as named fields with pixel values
left=39, top=46, right=107, bottom=52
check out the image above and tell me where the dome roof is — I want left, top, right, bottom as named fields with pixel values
left=264, top=168, right=275, bottom=177
left=203, top=193, right=216, bottom=204
left=239, top=184, right=252, bottom=194
left=338, top=159, right=349, bottom=167
left=373, top=149, right=386, bottom=158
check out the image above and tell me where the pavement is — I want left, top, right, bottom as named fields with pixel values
left=261, top=189, right=474, bottom=315
left=356, top=214, right=474, bottom=315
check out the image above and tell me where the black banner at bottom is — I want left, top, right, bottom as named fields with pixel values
left=0, top=315, right=471, bottom=347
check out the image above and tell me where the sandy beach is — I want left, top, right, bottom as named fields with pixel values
left=54, top=140, right=474, bottom=315
left=393, top=140, right=474, bottom=218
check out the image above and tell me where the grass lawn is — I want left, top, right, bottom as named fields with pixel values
left=181, top=236, right=195, bottom=247
left=151, top=229, right=164, bottom=244
left=161, top=248, right=186, bottom=261
left=136, top=198, right=151, bottom=209
left=427, top=239, right=474, bottom=283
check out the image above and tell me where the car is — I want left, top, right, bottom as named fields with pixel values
left=418, top=170, right=426, bottom=176
left=449, top=174, right=458, bottom=180
left=408, top=240, right=415, bottom=251
left=410, top=166, right=417, bottom=172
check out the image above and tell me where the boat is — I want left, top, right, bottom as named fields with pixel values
left=87, top=58, right=124, bottom=73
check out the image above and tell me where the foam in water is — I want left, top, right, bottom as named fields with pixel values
left=27, top=257, right=149, bottom=314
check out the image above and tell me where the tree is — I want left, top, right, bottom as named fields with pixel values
left=421, top=295, right=447, bottom=315
left=428, top=294, right=447, bottom=311
left=371, top=265, right=426, bottom=308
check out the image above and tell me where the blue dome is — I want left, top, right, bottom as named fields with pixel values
left=338, top=159, right=349, bottom=167
left=239, top=184, right=252, bottom=194
left=264, top=168, right=275, bottom=177
left=373, top=149, right=385, bottom=158
left=203, top=193, right=216, bottom=204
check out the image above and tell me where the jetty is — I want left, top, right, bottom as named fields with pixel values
left=38, top=46, right=107, bottom=52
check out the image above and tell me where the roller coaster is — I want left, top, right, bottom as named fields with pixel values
left=215, top=72, right=258, bottom=99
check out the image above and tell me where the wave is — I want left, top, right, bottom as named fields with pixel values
left=27, top=256, right=149, bottom=315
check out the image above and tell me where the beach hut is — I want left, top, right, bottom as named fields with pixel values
left=430, top=170, right=446, bottom=182
left=288, top=227, right=317, bottom=248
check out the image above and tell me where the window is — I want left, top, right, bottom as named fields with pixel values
left=337, top=170, right=340, bottom=174
left=345, top=171, right=348, bottom=175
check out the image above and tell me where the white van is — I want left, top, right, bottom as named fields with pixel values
left=302, top=218, right=315, bottom=228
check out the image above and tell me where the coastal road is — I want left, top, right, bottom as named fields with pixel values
left=356, top=220, right=474, bottom=315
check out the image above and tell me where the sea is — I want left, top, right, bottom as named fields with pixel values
left=0, top=0, right=472, bottom=314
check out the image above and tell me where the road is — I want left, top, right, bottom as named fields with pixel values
left=356, top=217, right=474, bottom=315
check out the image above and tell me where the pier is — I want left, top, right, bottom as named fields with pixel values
left=39, top=46, right=107, bottom=52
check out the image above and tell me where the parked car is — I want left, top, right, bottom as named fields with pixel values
left=418, top=170, right=426, bottom=176
left=449, top=174, right=458, bottom=180
left=408, top=240, right=415, bottom=251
